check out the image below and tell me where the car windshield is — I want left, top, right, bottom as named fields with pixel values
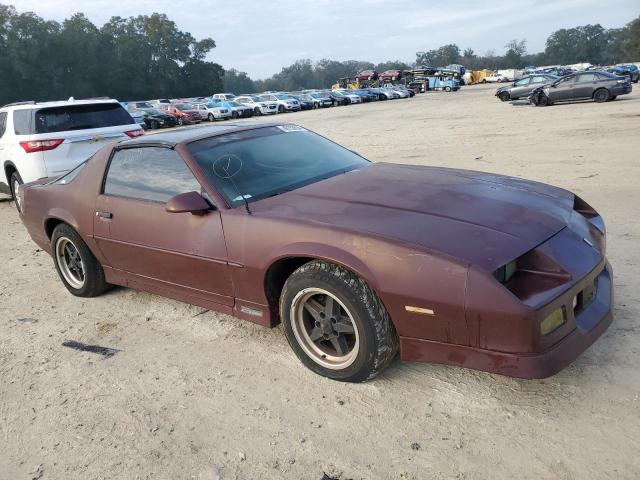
left=311, top=93, right=325, bottom=98
left=187, top=126, right=370, bottom=208
left=250, top=96, right=262, bottom=102
left=146, top=109, right=165, bottom=115
left=175, top=104, right=193, bottom=111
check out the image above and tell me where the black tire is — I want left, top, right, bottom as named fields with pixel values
left=278, top=105, right=285, bottom=113
left=533, top=92, right=551, bottom=107
left=313, top=102, right=319, bottom=109
left=593, top=88, right=610, bottom=103
left=208, top=113, right=215, bottom=122
left=280, top=260, right=398, bottom=382
left=254, top=107, right=262, bottom=116
left=499, top=91, right=510, bottom=102
left=177, top=117, right=184, bottom=126
left=150, top=120, right=159, bottom=130
left=232, top=111, right=238, bottom=118
left=51, top=224, right=109, bottom=297
left=9, top=171, right=23, bottom=213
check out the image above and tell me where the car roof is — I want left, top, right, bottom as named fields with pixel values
left=118, top=122, right=284, bottom=147
left=1, top=98, right=120, bottom=110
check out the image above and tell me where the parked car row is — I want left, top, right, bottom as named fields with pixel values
left=123, top=85, right=417, bottom=131
left=495, top=70, right=633, bottom=106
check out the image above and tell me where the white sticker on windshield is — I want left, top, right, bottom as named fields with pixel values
left=277, top=125, right=306, bottom=133
left=233, top=194, right=252, bottom=201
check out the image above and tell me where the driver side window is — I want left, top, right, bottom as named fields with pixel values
left=104, top=147, right=202, bottom=202
left=515, top=78, right=531, bottom=86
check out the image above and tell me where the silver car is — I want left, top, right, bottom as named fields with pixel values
left=495, top=74, right=558, bottom=101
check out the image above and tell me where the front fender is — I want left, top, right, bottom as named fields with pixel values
left=265, top=241, right=381, bottom=293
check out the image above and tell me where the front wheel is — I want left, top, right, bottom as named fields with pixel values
left=177, top=118, right=184, bottom=126
left=593, top=88, right=610, bottom=103
left=280, top=260, right=398, bottom=382
left=51, top=224, right=109, bottom=297
left=208, top=113, right=215, bottom=122
left=254, top=107, right=262, bottom=116
left=9, top=171, right=23, bottom=212
left=278, top=105, right=285, bottom=113
left=499, top=91, right=510, bottom=102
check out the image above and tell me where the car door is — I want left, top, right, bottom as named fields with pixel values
left=93, top=145, right=234, bottom=306
left=510, top=77, right=531, bottom=98
left=549, top=75, right=577, bottom=102
left=574, top=73, right=598, bottom=98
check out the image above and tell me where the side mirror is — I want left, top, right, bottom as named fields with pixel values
left=165, top=191, right=212, bottom=215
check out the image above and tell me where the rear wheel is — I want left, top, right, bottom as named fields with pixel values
left=51, top=224, right=109, bottom=297
left=499, top=91, right=510, bottom=102
left=9, top=171, right=23, bottom=213
left=281, top=260, right=398, bottom=382
left=593, top=88, right=610, bottom=103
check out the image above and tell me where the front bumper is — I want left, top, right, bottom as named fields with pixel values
left=400, top=262, right=614, bottom=379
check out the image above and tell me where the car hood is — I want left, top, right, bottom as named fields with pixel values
left=254, top=163, right=575, bottom=272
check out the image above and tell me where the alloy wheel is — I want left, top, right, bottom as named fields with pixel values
left=55, top=237, right=85, bottom=289
left=290, top=288, right=359, bottom=370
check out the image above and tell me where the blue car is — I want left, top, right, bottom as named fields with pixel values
left=607, top=65, right=639, bottom=83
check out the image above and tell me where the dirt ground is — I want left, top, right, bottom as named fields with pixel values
left=1, top=83, right=639, bottom=480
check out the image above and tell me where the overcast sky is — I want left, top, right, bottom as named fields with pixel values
left=13, top=0, right=639, bottom=78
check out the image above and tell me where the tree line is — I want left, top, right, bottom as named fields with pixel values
left=0, top=4, right=223, bottom=105
left=0, top=3, right=638, bottom=105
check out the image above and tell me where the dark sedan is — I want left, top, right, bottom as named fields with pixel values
left=136, top=108, right=179, bottom=129
left=328, top=91, right=350, bottom=106
left=495, top=74, right=558, bottom=101
left=17, top=123, right=613, bottom=382
left=530, top=71, right=632, bottom=106
left=290, top=93, right=316, bottom=110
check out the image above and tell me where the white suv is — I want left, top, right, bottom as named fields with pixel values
left=192, top=102, right=232, bottom=121
left=0, top=99, right=142, bottom=210
left=258, top=93, right=301, bottom=113
left=212, top=93, right=236, bottom=101
left=234, top=96, right=278, bottom=115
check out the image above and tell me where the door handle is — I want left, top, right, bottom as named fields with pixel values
left=96, top=211, right=112, bottom=219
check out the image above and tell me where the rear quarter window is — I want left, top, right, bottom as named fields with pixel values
left=34, top=103, right=134, bottom=134
left=13, top=109, right=34, bottom=135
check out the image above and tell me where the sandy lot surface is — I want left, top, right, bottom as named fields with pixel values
left=1, top=84, right=639, bottom=480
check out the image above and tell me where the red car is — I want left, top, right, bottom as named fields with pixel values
left=165, top=103, right=202, bottom=125
left=17, top=123, right=613, bottom=382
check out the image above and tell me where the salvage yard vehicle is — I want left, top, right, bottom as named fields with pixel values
left=290, top=93, right=317, bottom=110
left=495, top=74, right=558, bottom=101
left=258, top=94, right=301, bottom=113
left=192, top=102, right=231, bottom=122
left=234, top=96, right=278, bottom=115
left=606, top=65, right=639, bottom=83
left=334, top=90, right=362, bottom=104
left=137, top=108, right=179, bottom=129
left=0, top=98, right=143, bottom=211
left=530, top=71, right=632, bottom=106
left=483, top=72, right=508, bottom=83
left=309, top=92, right=333, bottom=108
left=17, top=122, right=613, bottom=382
left=220, top=100, right=254, bottom=118
left=164, top=103, right=203, bottom=125
left=212, top=93, right=236, bottom=101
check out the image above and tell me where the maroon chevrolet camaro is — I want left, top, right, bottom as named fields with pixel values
left=17, top=123, right=613, bottom=382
